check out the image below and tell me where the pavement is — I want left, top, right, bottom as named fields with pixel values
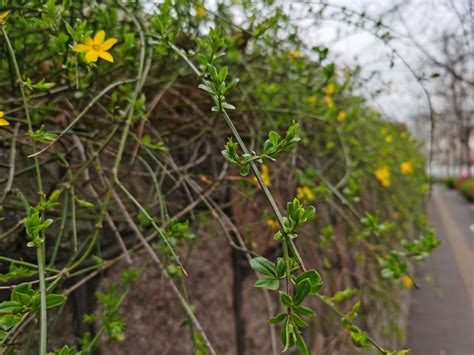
left=407, top=185, right=474, bottom=355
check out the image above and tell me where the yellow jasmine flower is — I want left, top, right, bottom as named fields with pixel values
left=385, top=135, right=394, bottom=144
left=336, top=111, right=347, bottom=122
left=400, top=161, right=413, bottom=175
left=266, top=219, right=280, bottom=231
left=325, top=82, right=336, bottom=95
left=306, top=95, right=317, bottom=106
left=296, top=186, right=315, bottom=201
left=252, top=164, right=270, bottom=187
left=401, top=274, right=414, bottom=289
left=323, top=95, right=334, bottom=108
left=0, top=111, right=9, bottom=126
left=374, top=166, right=391, bottom=187
left=199, top=175, right=211, bottom=184
left=195, top=5, right=206, bottom=20
left=73, top=30, right=118, bottom=63
left=0, top=10, right=10, bottom=24
left=289, top=50, right=301, bottom=59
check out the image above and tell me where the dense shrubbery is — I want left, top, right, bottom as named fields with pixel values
left=0, top=1, right=439, bottom=354
left=440, top=177, right=474, bottom=201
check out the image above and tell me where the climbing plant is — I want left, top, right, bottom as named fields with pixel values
left=0, top=1, right=438, bottom=354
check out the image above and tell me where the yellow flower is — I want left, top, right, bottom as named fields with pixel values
left=306, top=95, right=317, bottom=106
left=296, top=186, right=315, bottom=201
left=195, top=5, right=206, bottom=20
left=336, top=111, right=347, bottom=122
left=252, top=164, right=270, bottom=187
left=0, top=111, right=9, bottom=127
left=325, top=82, right=336, bottom=95
left=289, top=50, right=301, bottom=59
left=400, top=162, right=413, bottom=175
left=266, top=219, right=280, bottom=231
left=401, top=274, right=414, bottom=289
left=73, top=30, right=118, bottom=63
left=0, top=10, right=10, bottom=24
left=385, top=135, right=394, bottom=144
left=323, top=95, right=334, bottom=108
left=200, top=175, right=211, bottom=184
left=374, top=166, right=391, bottom=187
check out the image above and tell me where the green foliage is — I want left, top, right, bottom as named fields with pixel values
left=0, top=0, right=439, bottom=353
left=0, top=283, right=66, bottom=342
left=222, top=122, right=302, bottom=176
left=274, top=198, right=315, bottom=240
left=402, top=230, right=441, bottom=260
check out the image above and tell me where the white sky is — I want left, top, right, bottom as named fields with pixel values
left=279, top=0, right=472, bottom=128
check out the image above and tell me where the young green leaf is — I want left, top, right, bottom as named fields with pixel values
left=295, top=270, right=323, bottom=295
left=293, top=306, right=316, bottom=318
left=250, top=257, right=276, bottom=277
left=294, top=279, right=311, bottom=305
left=295, top=329, right=309, bottom=355
left=255, top=278, right=279, bottom=290
left=268, top=312, right=288, bottom=324
left=46, top=294, right=67, bottom=309
left=291, top=313, right=308, bottom=328
left=279, top=291, right=293, bottom=308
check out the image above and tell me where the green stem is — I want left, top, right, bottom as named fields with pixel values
left=2, top=27, right=47, bottom=355
left=36, top=246, right=47, bottom=354
left=316, top=295, right=387, bottom=354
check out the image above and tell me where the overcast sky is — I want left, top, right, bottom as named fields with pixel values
left=277, top=0, right=472, bottom=129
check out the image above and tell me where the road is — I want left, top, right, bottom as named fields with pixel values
left=407, top=185, right=474, bottom=355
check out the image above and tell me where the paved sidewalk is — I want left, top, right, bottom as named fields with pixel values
left=407, top=186, right=474, bottom=355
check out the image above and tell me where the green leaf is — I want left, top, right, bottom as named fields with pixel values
left=291, top=313, right=308, bottom=328
left=275, top=257, right=286, bottom=278
left=198, top=83, right=214, bottom=94
left=295, top=270, right=323, bottom=295
left=255, top=278, right=279, bottom=290
left=269, top=131, right=280, bottom=146
left=295, top=329, right=309, bottom=355
left=279, top=291, right=293, bottom=307
left=333, top=288, right=358, bottom=302
left=240, top=164, right=250, bottom=176
left=12, top=283, right=34, bottom=306
left=349, top=327, right=372, bottom=349
left=294, top=306, right=316, bottom=318
left=46, top=294, right=67, bottom=309
left=76, top=198, right=95, bottom=209
left=0, top=314, right=22, bottom=331
left=268, top=312, right=287, bottom=324
left=294, top=279, right=311, bottom=305
left=218, top=66, right=228, bottom=83
left=345, top=300, right=361, bottom=320
left=222, top=102, right=235, bottom=110
left=27, top=78, right=56, bottom=90
left=281, top=319, right=295, bottom=352
left=0, top=301, right=23, bottom=314
left=250, top=257, right=276, bottom=277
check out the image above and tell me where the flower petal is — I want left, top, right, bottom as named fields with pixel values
left=94, top=30, right=106, bottom=44
left=0, top=111, right=4, bottom=118
left=85, top=50, right=99, bottom=63
left=98, top=51, right=114, bottom=63
left=84, top=37, right=94, bottom=46
left=101, top=38, right=117, bottom=51
left=0, top=118, right=10, bottom=126
left=73, top=44, right=90, bottom=53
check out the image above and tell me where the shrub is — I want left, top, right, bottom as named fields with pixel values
left=457, top=178, right=474, bottom=202
left=0, top=2, right=438, bottom=354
